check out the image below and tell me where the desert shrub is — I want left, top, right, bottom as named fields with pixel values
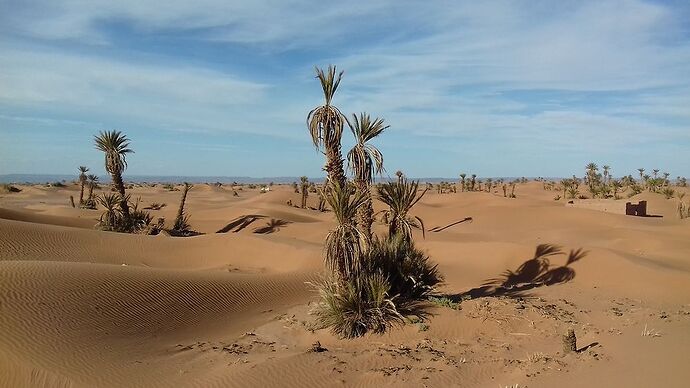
left=130, top=208, right=154, bottom=233
left=0, top=184, right=21, bottom=193
left=662, top=187, right=675, bottom=199
left=51, top=181, right=66, bottom=188
left=428, top=296, right=459, bottom=309
left=172, top=214, right=192, bottom=234
left=145, top=202, right=166, bottom=210
left=312, top=272, right=405, bottom=339
left=553, top=195, right=561, bottom=201
left=364, top=234, right=442, bottom=301
left=312, top=234, right=440, bottom=338
left=81, top=198, right=97, bottom=209
left=96, top=193, right=155, bottom=234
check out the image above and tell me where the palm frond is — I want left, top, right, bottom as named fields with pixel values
left=376, top=177, right=428, bottom=241
left=307, top=66, right=345, bottom=150
left=346, top=112, right=388, bottom=183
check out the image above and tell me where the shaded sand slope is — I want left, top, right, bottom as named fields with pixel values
left=1, top=184, right=689, bottom=387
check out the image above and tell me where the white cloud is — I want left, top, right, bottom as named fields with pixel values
left=0, top=0, right=689, bottom=175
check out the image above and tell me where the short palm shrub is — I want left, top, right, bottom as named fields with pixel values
left=364, top=234, right=442, bottom=301
left=312, top=272, right=404, bottom=338
left=312, top=234, right=440, bottom=338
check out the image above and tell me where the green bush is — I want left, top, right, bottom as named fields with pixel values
left=312, top=234, right=441, bottom=338
left=312, top=273, right=404, bottom=339
left=364, top=234, right=443, bottom=301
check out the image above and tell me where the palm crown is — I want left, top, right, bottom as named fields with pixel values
left=307, top=65, right=345, bottom=150
left=347, top=113, right=388, bottom=183
left=78, top=166, right=89, bottom=182
left=94, top=130, right=133, bottom=175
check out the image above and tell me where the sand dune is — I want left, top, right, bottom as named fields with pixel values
left=1, top=182, right=689, bottom=387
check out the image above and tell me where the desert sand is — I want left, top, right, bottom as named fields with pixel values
left=1, top=181, right=689, bottom=387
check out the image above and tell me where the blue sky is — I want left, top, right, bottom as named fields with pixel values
left=1, top=0, right=689, bottom=179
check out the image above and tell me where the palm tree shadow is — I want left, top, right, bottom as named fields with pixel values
left=446, top=244, right=589, bottom=301
left=216, top=215, right=266, bottom=233
left=253, top=218, right=292, bottom=234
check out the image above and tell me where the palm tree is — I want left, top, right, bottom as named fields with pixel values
left=638, top=168, right=645, bottom=182
left=653, top=169, right=659, bottom=178
left=300, top=176, right=309, bottom=208
left=94, top=130, right=133, bottom=219
left=86, top=174, right=99, bottom=201
left=459, top=173, right=466, bottom=192
left=376, top=177, right=428, bottom=242
left=395, top=170, right=404, bottom=183
left=173, top=182, right=193, bottom=232
left=611, top=179, right=622, bottom=199
left=307, top=65, right=347, bottom=190
left=78, top=166, right=89, bottom=205
left=602, top=165, right=610, bottom=184
left=470, top=174, right=477, bottom=191
left=346, top=113, right=388, bottom=240
left=323, top=183, right=368, bottom=281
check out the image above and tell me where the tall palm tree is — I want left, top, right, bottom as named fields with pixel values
left=470, top=174, right=477, bottom=191
left=173, top=182, right=193, bottom=231
left=459, top=173, right=466, bottom=192
left=323, top=183, right=368, bottom=281
left=637, top=168, right=645, bottom=183
left=346, top=112, right=388, bottom=240
left=377, top=177, right=428, bottom=242
left=602, top=165, right=610, bottom=184
left=78, top=166, right=89, bottom=205
left=653, top=169, right=659, bottom=178
left=86, top=174, right=99, bottom=201
left=395, top=170, right=404, bottom=183
left=94, top=130, right=133, bottom=219
left=307, top=65, right=346, bottom=190
left=300, top=176, right=309, bottom=208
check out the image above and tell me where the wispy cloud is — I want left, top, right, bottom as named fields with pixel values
left=0, top=0, right=689, bottom=176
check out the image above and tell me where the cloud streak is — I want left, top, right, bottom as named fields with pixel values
left=0, top=0, right=689, bottom=176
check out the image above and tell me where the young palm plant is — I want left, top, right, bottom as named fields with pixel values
left=346, top=112, right=388, bottom=240
left=82, top=174, right=99, bottom=209
left=307, top=66, right=347, bottom=189
left=78, top=166, right=89, bottom=205
left=94, top=130, right=133, bottom=220
left=377, top=177, right=428, bottom=242
left=97, top=193, right=121, bottom=231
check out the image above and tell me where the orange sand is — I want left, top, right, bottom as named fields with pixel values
left=1, top=182, right=689, bottom=387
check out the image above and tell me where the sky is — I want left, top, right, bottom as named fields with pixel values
left=1, top=0, right=689, bottom=179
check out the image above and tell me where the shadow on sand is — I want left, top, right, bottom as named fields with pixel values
left=216, top=215, right=266, bottom=233
left=446, top=243, right=588, bottom=301
left=429, top=217, right=473, bottom=233
left=253, top=218, right=291, bottom=234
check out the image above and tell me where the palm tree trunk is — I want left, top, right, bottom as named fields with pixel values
left=79, top=182, right=85, bottom=205
left=325, top=144, right=346, bottom=189
left=88, top=184, right=94, bottom=200
left=111, top=173, right=130, bottom=218
left=355, top=180, right=373, bottom=240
